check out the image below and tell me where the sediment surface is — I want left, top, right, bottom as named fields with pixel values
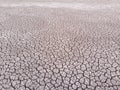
left=0, top=1, right=120, bottom=90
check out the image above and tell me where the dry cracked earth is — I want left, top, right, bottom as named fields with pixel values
left=0, top=1, right=120, bottom=90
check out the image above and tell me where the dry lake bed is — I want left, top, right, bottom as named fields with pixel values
left=0, top=1, right=120, bottom=90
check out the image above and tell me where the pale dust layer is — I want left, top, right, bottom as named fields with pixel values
left=1, top=0, right=120, bottom=4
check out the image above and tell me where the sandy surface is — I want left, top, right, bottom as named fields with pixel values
left=0, top=1, right=120, bottom=90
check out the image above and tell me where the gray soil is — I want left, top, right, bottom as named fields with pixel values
left=0, top=1, right=120, bottom=90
